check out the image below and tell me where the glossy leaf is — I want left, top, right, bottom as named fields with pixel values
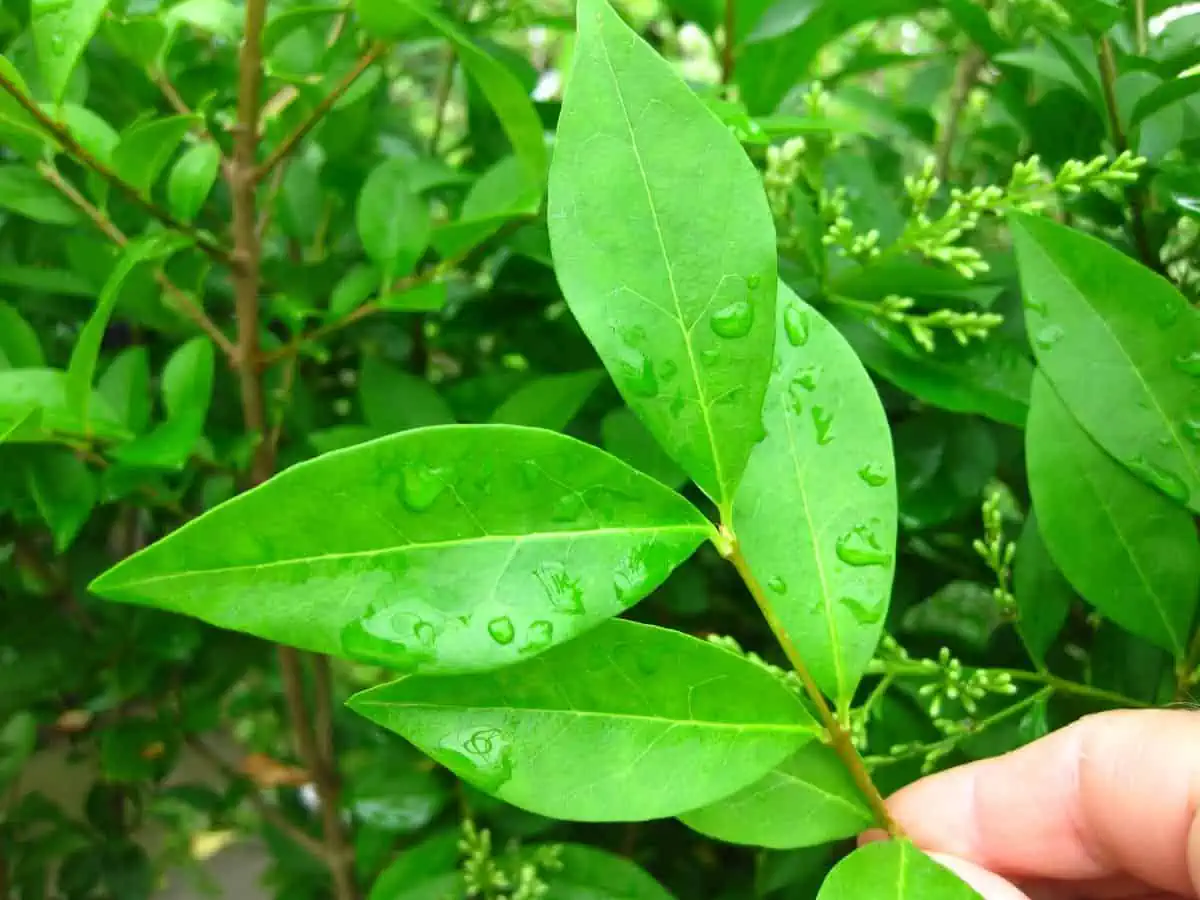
left=0, top=369, right=128, bottom=443
left=357, top=160, right=431, bottom=286
left=548, top=0, right=777, bottom=512
left=111, top=115, right=198, bottom=198
left=733, top=284, right=897, bottom=708
left=359, top=356, right=454, bottom=433
left=544, top=844, right=677, bottom=899
left=0, top=166, right=80, bottom=225
left=27, top=448, right=97, bottom=551
left=31, top=0, right=110, bottom=105
left=680, top=742, right=872, bottom=849
left=0, top=303, right=44, bottom=368
left=166, top=142, right=220, bottom=223
left=347, top=620, right=819, bottom=821
left=489, top=370, right=605, bottom=431
left=1026, top=373, right=1200, bottom=657
left=1013, top=513, right=1073, bottom=665
left=1013, top=213, right=1200, bottom=513
left=91, top=426, right=714, bottom=672
left=816, top=840, right=982, bottom=899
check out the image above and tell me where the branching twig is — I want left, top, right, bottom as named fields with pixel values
left=255, top=42, right=387, bottom=183
left=0, top=71, right=236, bottom=268
left=37, top=162, right=237, bottom=360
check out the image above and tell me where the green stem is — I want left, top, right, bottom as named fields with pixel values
left=725, top=535, right=901, bottom=836
left=1134, top=0, right=1148, bottom=56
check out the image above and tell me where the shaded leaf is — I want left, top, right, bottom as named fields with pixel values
left=0, top=166, right=80, bottom=224
left=0, top=368, right=128, bottom=443
left=97, top=347, right=151, bottom=434
left=0, top=302, right=44, bottom=368
left=347, top=620, right=818, bottom=821
left=111, top=115, right=198, bottom=198
left=27, top=448, right=97, bottom=551
left=359, top=356, right=454, bottom=433
left=601, top=407, right=688, bottom=490
left=545, top=844, right=677, bottom=899
left=1013, top=513, right=1073, bottom=665
left=489, top=370, right=605, bottom=431
left=357, top=159, right=431, bottom=285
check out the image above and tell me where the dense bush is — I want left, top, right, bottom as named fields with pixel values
left=1, top=0, right=1198, bottom=896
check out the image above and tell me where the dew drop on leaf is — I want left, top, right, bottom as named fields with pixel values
left=792, top=366, right=820, bottom=392
left=786, top=381, right=805, bottom=416
left=766, top=575, right=787, bottom=594
left=401, top=465, right=448, bottom=512
left=660, top=359, right=679, bottom=381
left=1173, top=350, right=1200, bottom=377
left=519, top=459, right=541, bottom=489
left=438, top=727, right=514, bottom=792
left=1125, top=456, right=1189, bottom=504
left=710, top=300, right=754, bottom=339
left=613, top=541, right=668, bottom=605
left=487, top=616, right=516, bottom=646
left=521, top=620, right=554, bottom=654
left=835, top=525, right=891, bottom=568
left=50, top=33, right=64, bottom=53
left=550, top=492, right=585, bottom=523
left=1182, top=418, right=1200, bottom=447
left=841, top=595, right=883, bottom=625
left=811, top=406, right=834, bottom=445
left=1023, top=296, right=1047, bottom=316
left=783, top=304, right=810, bottom=347
left=857, top=464, right=889, bottom=487
left=1034, top=324, right=1064, bottom=350
left=617, top=344, right=658, bottom=397
left=534, top=561, right=585, bottom=614
left=413, top=620, right=437, bottom=646
left=340, top=607, right=438, bottom=671
left=747, top=273, right=762, bottom=289
left=701, top=348, right=720, bottom=365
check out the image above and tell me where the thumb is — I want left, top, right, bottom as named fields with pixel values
left=928, top=853, right=1031, bottom=900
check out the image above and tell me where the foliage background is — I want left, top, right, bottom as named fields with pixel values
left=1, top=0, right=1198, bottom=896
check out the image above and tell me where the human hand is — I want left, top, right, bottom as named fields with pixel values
left=863, top=709, right=1200, bottom=899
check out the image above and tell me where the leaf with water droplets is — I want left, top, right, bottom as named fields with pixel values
left=1027, top=373, right=1200, bottom=657
left=733, top=283, right=897, bottom=711
left=347, top=620, right=819, bottom=821
left=679, top=742, right=872, bottom=849
left=31, top=0, right=110, bottom=105
left=547, top=0, right=777, bottom=513
left=90, top=426, right=714, bottom=674
left=816, top=840, right=983, bottom=899
left=1012, top=213, right=1200, bottom=513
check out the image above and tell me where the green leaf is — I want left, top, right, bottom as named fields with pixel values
left=489, top=370, right=604, bottom=431
left=0, top=406, right=37, bottom=442
left=0, top=166, right=81, bottom=224
left=544, top=844, right=677, bottom=899
left=0, top=56, right=53, bottom=159
left=97, top=347, right=151, bottom=434
left=733, top=285, right=896, bottom=708
left=1012, top=213, right=1200, bottom=513
left=163, top=0, right=240, bottom=38
left=1116, top=71, right=1185, bottom=162
left=816, top=840, right=982, bottom=899
left=1013, top=512, right=1072, bottom=665
left=431, top=155, right=541, bottom=258
left=166, top=142, right=220, bottom=223
left=829, top=310, right=1032, bottom=429
left=548, top=0, right=777, bottom=512
left=679, top=742, right=872, bottom=849
left=91, top=426, right=714, bottom=672
left=359, top=356, right=454, bottom=433
left=357, top=159, right=431, bottom=286
left=65, top=240, right=155, bottom=427
left=31, top=0, right=110, bottom=105
left=0, top=368, right=128, bottom=442
left=378, top=281, right=447, bottom=312
left=111, top=337, right=214, bottom=469
left=368, top=831, right=461, bottom=900
left=0, top=713, right=37, bottom=790
left=1026, top=372, right=1200, bottom=657
left=111, top=115, right=199, bottom=198
left=601, top=407, right=688, bottom=490
left=27, top=448, right=97, bottom=551
left=1131, top=73, right=1200, bottom=128
left=0, top=302, right=44, bottom=368
left=60, top=104, right=118, bottom=163
left=347, top=620, right=818, bottom=821
left=1055, top=0, right=1121, bottom=32
left=329, top=263, right=379, bottom=319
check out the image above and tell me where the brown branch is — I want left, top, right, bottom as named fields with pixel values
left=935, top=45, right=985, bottom=182
left=187, top=735, right=329, bottom=861
left=726, top=536, right=901, bottom=836
left=255, top=42, right=387, bottom=183
left=37, top=162, right=237, bottom=360
left=428, top=46, right=457, bottom=155
left=0, top=71, right=235, bottom=268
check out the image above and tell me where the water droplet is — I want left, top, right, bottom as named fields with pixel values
left=747, top=274, right=762, bottom=289
left=1174, top=350, right=1200, bottom=377
left=1023, top=295, right=1047, bottom=316
left=551, top=493, right=585, bottom=523
left=1156, top=301, right=1182, bottom=327
left=401, top=464, right=447, bottom=512
left=660, top=359, right=679, bottom=381
left=766, top=575, right=787, bottom=594
left=413, top=620, right=436, bottom=646
left=1125, top=456, right=1189, bottom=504
left=340, top=607, right=438, bottom=671
left=50, top=33, right=64, bottom=53
left=792, top=366, right=820, bottom=392
left=710, top=300, right=754, bottom=339
left=669, top=390, right=686, bottom=417
left=783, top=304, right=810, bottom=347
left=1182, top=418, right=1200, bottom=447
left=841, top=595, right=883, bottom=625
left=534, top=561, right=584, bottom=614
left=835, top=525, right=891, bottom=568
left=520, top=459, right=541, bottom=489
left=613, top=541, right=670, bottom=605
left=617, top=345, right=657, bottom=397
left=1034, top=324, right=1064, bottom=351
left=701, top=348, right=720, bottom=365
left=439, top=727, right=514, bottom=792
left=857, top=464, right=889, bottom=487
left=521, top=620, right=554, bottom=654
left=811, top=406, right=834, bottom=445
left=786, top=380, right=805, bottom=416
left=487, top=616, right=515, bottom=645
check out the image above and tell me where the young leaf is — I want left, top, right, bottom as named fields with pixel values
left=27, top=448, right=97, bottom=552
left=1012, top=212, right=1200, bottom=513
left=166, top=142, right=220, bottom=223
left=816, top=840, right=982, bottom=899
left=0, top=302, right=44, bottom=368
left=111, top=115, right=199, bottom=198
left=733, top=284, right=897, bottom=708
left=91, top=426, right=714, bottom=672
left=1027, top=373, right=1200, bottom=657
left=489, top=370, right=605, bottom=431
left=359, top=356, right=454, bottom=433
left=0, top=369, right=128, bottom=443
left=31, top=0, right=110, bottom=105
left=679, top=742, right=872, bottom=849
left=544, top=844, right=677, bottom=899
left=1012, top=513, right=1072, bottom=666
left=548, top=0, right=777, bottom=512
left=347, top=620, right=819, bottom=821
left=356, top=160, right=431, bottom=286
